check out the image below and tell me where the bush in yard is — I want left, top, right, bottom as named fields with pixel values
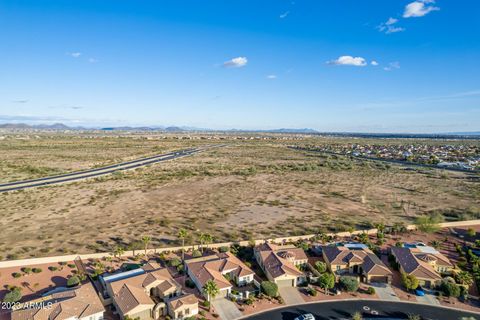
left=12, top=272, right=22, bottom=278
left=169, top=258, right=182, bottom=267
left=67, top=276, right=80, bottom=287
left=440, top=279, right=460, bottom=298
left=467, top=228, right=476, bottom=237
left=32, top=268, right=42, bottom=273
left=192, top=250, right=202, bottom=258
left=367, top=287, right=376, bottom=295
left=3, top=288, right=22, bottom=303
left=339, top=276, right=359, bottom=292
left=401, top=272, right=419, bottom=291
left=48, top=266, right=58, bottom=271
left=21, top=267, right=32, bottom=274
left=176, top=264, right=184, bottom=274
left=261, top=281, right=278, bottom=297
left=314, top=261, right=327, bottom=273
left=317, top=272, right=335, bottom=294
left=306, top=286, right=317, bottom=296
left=218, top=246, right=229, bottom=253
left=202, top=300, right=210, bottom=308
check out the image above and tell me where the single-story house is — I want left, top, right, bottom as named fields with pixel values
left=322, top=243, right=392, bottom=283
left=254, top=242, right=308, bottom=287
left=390, top=245, right=453, bottom=288
left=186, top=252, right=256, bottom=300
left=11, top=282, right=105, bottom=320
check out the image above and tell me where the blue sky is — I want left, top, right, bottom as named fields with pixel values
left=1, top=0, right=479, bottom=132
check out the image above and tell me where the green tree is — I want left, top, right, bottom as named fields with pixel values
left=141, top=235, right=151, bottom=256
left=203, top=279, right=220, bottom=302
left=317, top=272, right=335, bottom=294
left=3, top=288, right=22, bottom=303
left=339, top=276, right=359, bottom=292
left=414, top=214, right=443, bottom=233
left=113, top=246, right=125, bottom=260
left=314, top=261, right=327, bottom=273
left=455, top=271, right=473, bottom=286
left=401, top=272, right=419, bottom=291
left=128, top=240, right=143, bottom=256
left=440, top=279, right=460, bottom=297
left=178, top=228, right=188, bottom=261
left=261, top=281, right=278, bottom=297
left=467, top=228, right=476, bottom=237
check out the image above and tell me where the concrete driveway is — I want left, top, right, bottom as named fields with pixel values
left=211, top=298, right=243, bottom=320
left=370, top=282, right=400, bottom=301
left=278, top=286, right=305, bottom=305
left=416, top=289, right=440, bottom=306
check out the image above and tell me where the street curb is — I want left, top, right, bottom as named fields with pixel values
left=236, top=298, right=480, bottom=319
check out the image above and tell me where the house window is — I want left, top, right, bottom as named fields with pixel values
left=336, top=266, right=340, bottom=271
left=185, top=308, right=190, bottom=315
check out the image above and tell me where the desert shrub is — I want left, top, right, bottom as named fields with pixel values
left=202, top=300, right=210, bottom=308
left=169, top=258, right=182, bottom=267
left=12, top=272, right=22, bottom=278
left=261, top=281, right=278, bottom=297
left=48, top=266, right=58, bottom=271
left=3, top=288, right=22, bottom=303
left=367, top=286, right=376, bottom=295
left=339, top=276, right=359, bottom=292
left=21, top=267, right=32, bottom=274
left=32, top=268, right=42, bottom=273
left=218, top=246, right=229, bottom=253
left=192, top=250, right=202, bottom=257
left=67, top=276, right=80, bottom=287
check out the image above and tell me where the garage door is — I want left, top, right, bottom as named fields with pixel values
left=276, top=279, right=294, bottom=287
left=369, top=276, right=388, bottom=283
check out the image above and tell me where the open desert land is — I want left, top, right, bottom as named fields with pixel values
left=0, top=133, right=479, bottom=260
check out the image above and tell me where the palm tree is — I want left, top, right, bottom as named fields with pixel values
left=203, top=279, right=220, bottom=302
left=203, top=233, right=213, bottom=252
left=200, top=233, right=211, bottom=253
left=113, top=246, right=125, bottom=261
left=178, top=229, right=188, bottom=261
left=141, top=236, right=151, bottom=256
left=456, top=271, right=474, bottom=286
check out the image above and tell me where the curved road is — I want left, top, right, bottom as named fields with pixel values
left=0, top=144, right=224, bottom=193
left=242, top=300, right=479, bottom=320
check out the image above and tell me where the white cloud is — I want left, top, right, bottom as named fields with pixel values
left=279, top=11, right=290, bottom=19
left=88, top=58, right=99, bottom=63
left=384, top=61, right=401, bottom=71
left=371, top=61, right=379, bottom=66
left=266, top=75, right=277, bottom=79
left=403, top=0, right=439, bottom=18
left=328, top=55, right=367, bottom=67
left=223, top=57, right=248, bottom=68
left=68, top=52, right=82, bottom=58
left=377, top=17, right=405, bottom=34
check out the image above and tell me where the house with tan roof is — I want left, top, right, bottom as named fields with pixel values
left=166, top=294, right=198, bottom=320
left=390, top=244, right=453, bottom=288
left=102, top=261, right=197, bottom=320
left=254, top=242, right=308, bottom=287
left=322, top=243, right=392, bottom=283
left=186, top=252, right=256, bottom=300
left=11, top=281, right=105, bottom=320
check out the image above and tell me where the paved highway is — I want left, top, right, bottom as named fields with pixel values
left=0, top=145, right=224, bottom=193
left=242, top=300, right=479, bottom=320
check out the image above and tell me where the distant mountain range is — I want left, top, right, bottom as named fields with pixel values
left=0, top=123, right=319, bottom=134
left=0, top=123, right=479, bottom=138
